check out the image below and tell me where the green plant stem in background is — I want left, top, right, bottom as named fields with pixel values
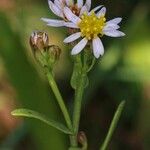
left=100, top=101, right=126, bottom=150
left=46, top=71, right=72, bottom=131
left=71, top=72, right=86, bottom=148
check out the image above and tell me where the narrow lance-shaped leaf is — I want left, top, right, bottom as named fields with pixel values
left=11, top=108, right=72, bottom=134
left=100, top=101, right=126, bottom=150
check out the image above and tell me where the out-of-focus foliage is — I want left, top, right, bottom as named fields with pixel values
left=0, top=3, right=67, bottom=150
left=0, top=0, right=150, bottom=150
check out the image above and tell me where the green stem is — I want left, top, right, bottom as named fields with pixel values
left=46, top=71, right=72, bottom=131
left=71, top=72, right=86, bottom=147
left=69, top=135, right=79, bottom=148
left=100, top=101, right=125, bottom=150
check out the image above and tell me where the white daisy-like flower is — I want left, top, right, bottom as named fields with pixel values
left=63, top=6, right=125, bottom=58
left=41, top=0, right=102, bottom=28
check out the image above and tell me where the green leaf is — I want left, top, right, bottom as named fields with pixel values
left=71, top=67, right=89, bottom=90
left=71, top=55, right=89, bottom=89
left=71, top=56, right=82, bottom=89
left=87, top=57, right=96, bottom=72
left=83, top=50, right=96, bottom=73
left=11, top=108, right=72, bottom=134
left=100, top=101, right=126, bottom=150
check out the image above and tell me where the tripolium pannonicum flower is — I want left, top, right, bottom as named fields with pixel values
left=11, top=1, right=126, bottom=150
left=42, top=0, right=125, bottom=58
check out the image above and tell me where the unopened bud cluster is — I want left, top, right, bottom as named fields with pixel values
left=78, top=131, right=88, bottom=148
left=30, top=31, right=61, bottom=69
left=30, top=31, right=49, bottom=51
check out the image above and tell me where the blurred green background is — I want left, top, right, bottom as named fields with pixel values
left=0, top=0, right=150, bottom=149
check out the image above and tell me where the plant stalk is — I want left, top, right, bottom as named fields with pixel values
left=71, top=72, right=86, bottom=148
left=46, top=71, right=72, bottom=131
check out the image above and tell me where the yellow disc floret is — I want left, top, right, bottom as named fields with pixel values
left=78, top=11, right=106, bottom=40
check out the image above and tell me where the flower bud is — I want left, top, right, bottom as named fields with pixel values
left=47, top=45, right=61, bottom=66
left=29, top=31, right=61, bottom=69
left=30, top=31, right=49, bottom=53
left=77, top=131, right=88, bottom=149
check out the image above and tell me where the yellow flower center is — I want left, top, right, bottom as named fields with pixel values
left=78, top=11, right=106, bottom=40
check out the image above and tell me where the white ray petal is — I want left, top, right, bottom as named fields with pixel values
left=41, top=18, right=65, bottom=27
left=103, top=23, right=120, bottom=31
left=106, top=18, right=122, bottom=24
left=77, top=0, right=83, bottom=8
left=48, top=0, right=64, bottom=18
left=90, top=5, right=103, bottom=13
left=71, top=38, right=88, bottom=55
left=80, top=5, right=88, bottom=16
left=64, top=7, right=81, bottom=24
left=97, top=7, right=106, bottom=17
left=104, top=30, right=125, bottom=37
left=64, top=22, right=79, bottom=28
left=84, top=0, right=91, bottom=11
left=64, top=32, right=81, bottom=43
left=65, top=0, right=70, bottom=6
left=93, top=37, right=104, bottom=58
left=54, top=0, right=63, bottom=10
left=58, top=0, right=63, bottom=3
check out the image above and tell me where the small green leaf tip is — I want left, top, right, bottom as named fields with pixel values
left=11, top=108, right=72, bottom=134
left=119, top=100, right=126, bottom=109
